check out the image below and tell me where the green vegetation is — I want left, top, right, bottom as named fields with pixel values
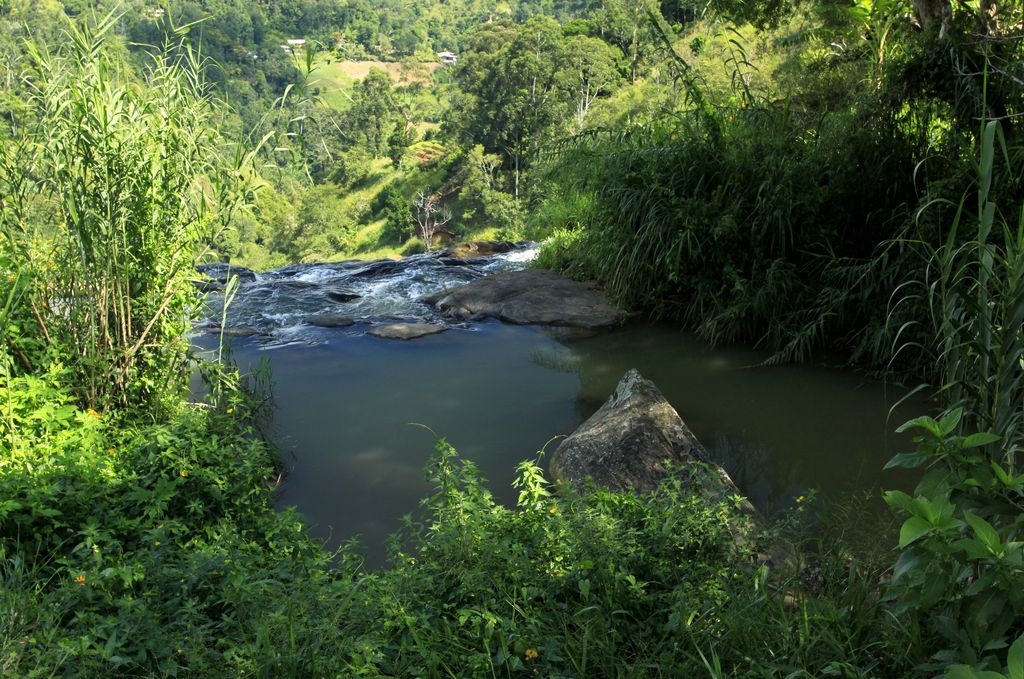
left=1, top=0, right=1023, bottom=676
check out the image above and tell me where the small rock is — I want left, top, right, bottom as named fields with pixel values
left=326, top=290, right=361, bottom=303
left=307, top=314, right=356, bottom=328
left=195, top=263, right=257, bottom=284
left=192, top=279, right=224, bottom=293
left=368, top=323, right=447, bottom=340
left=218, top=326, right=262, bottom=337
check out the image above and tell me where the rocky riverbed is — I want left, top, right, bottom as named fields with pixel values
left=195, top=241, right=628, bottom=346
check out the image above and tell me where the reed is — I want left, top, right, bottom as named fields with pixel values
left=0, top=14, right=256, bottom=415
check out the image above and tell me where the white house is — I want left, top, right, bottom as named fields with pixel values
left=437, top=51, right=458, bottom=65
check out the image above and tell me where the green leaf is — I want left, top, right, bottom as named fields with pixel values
left=963, top=432, right=1001, bottom=449
left=939, top=408, right=964, bottom=436
left=896, top=415, right=942, bottom=437
left=964, top=513, right=1001, bottom=552
left=884, top=490, right=918, bottom=515
left=899, top=517, right=932, bottom=548
left=945, top=668, right=1006, bottom=679
left=892, top=550, right=922, bottom=581
left=1008, top=633, right=1024, bottom=679
left=885, top=452, right=929, bottom=470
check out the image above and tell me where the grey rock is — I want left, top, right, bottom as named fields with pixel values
left=550, top=369, right=754, bottom=514
left=308, top=314, right=356, bottom=328
left=434, top=269, right=626, bottom=328
left=192, top=279, right=225, bottom=293
left=196, top=263, right=257, bottom=284
left=213, top=326, right=262, bottom=337
left=444, top=240, right=517, bottom=260
left=368, top=322, right=447, bottom=340
left=326, top=290, right=361, bottom=303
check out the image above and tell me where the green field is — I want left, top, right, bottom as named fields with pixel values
left=309, top=57, right=440, bottom=110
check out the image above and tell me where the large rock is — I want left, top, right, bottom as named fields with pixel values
left=550, top=369, right=753, bottom=511
left=368, top=323, right=447, bottom=340
left=444, top=240, right=517, bottom=260
left=433, top=269, right=626, bottom=328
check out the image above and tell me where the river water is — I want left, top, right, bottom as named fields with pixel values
left=195, top=245, right=920, bottom=565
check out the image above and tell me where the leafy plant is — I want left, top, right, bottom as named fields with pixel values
left=885, top=120, right=1024, bottom=675
left=0, top=14, right=257, bottom=414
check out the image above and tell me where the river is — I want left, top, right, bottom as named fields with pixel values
left=194, top=244, right=919, bottom=565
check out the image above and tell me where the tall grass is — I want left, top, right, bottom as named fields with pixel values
left=883, top=119, right=1024, bottom=674
left=544, top=104, right=922, bottom=364
left=896, top=119, right=1024, bottom=458
left=0, top=14, right=254, bottom=415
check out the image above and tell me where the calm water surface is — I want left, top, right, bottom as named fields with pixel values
left=199, top=320, right=920, bottom=566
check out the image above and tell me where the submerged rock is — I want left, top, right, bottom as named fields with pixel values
left=325, top=290, right=361, bottom=303
left=434, top=269, right=626, bottom=328
left=192, top=279, right=224, bottom=293
left=368, top=323, right=447, bottom=340
left=550, top=369, right=754, bottom=509
left=198, top=325, right=262, bottom=337
left=307, top=314, right=356, bottom=328
left=195, top=263, right=257, bottom=284
left=444, top=240, right=517, bottom=260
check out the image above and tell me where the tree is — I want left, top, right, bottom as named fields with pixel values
left=448, top=17, right=574, bottom=198
left=344, top=68, right=401, bottom=157
left=413, top=190, right=453, bottom=251
left=564, top=34, right=622, bottom=130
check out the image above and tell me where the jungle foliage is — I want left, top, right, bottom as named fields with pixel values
left=2, top=0, right=1024, bottom=677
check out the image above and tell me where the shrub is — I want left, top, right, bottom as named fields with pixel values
left=0, top=17, right=254, bottom=414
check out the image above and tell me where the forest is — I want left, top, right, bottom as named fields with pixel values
left=1, top=0, right=1023, bottom=676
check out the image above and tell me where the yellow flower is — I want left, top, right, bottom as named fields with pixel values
left=74, top=575, right=86, bottom=585
left=154, top=541, right=161, bottom=547
left=107, top=447, right=115, bottom=456
left=549, top=506, right=558, bottom=515
left=226, top=408, right=233, bottom=414
left=180, top=470, right=189, bottom=477
left=86, top=408, right=101, bottom=419
left=524, top=649, right=539, bottom=661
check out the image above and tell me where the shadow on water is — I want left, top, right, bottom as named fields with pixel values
left=195, top=319, right=923, bottom=568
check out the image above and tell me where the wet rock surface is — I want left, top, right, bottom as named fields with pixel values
left=195, top=243, right=540, bottom=347
left=368, top=323, right=447, bottom=340
left=196, top=263, right=257, bottom=284
left=433, top=269, right=626, bottom=328
left=444, top=240, right=518, bottom=260
left=307, top=314, right=356, bottom=328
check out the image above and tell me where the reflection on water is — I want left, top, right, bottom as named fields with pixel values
left=197, top=321, right=921, bottom=566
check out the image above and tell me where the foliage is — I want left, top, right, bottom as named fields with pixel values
left=544, top=102, right=922, bottom=363
left=0, top=15, right=256, bottom=414
left=0, top=390, right=916, bottom=676
left=884, top=121, right=1024, bottom=676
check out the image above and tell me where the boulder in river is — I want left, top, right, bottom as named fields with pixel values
left=308, top=313, right=356, bottom=328
left=549, top=369, right=755, bottom=515
left=368, top=323, right=447, bottom=340
left=444, top=240, right=518, bottom=260
left=433, top=269, right=626, bottom=328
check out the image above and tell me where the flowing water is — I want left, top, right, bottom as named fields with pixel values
left=195, top=245, right=921, bottom=566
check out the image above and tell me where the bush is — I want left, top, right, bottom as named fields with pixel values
left=0, top=18, right=254, bottom=414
